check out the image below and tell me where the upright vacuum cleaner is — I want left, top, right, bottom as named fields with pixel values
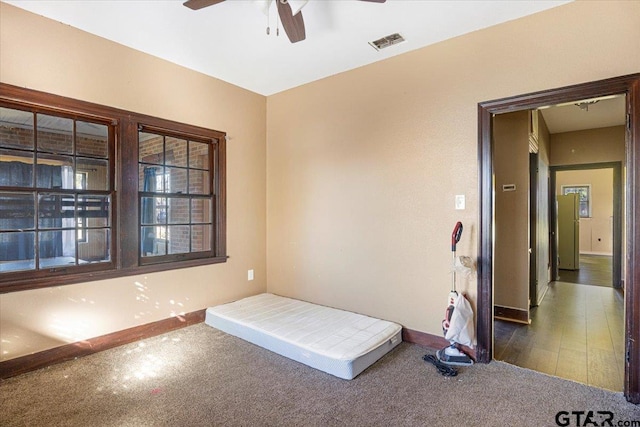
left=436, top=221, right=474, bottom=366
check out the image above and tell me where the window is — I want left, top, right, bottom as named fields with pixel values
left=0, top=83, right=226, bottom=292
left=0, top=106, right=114, bottom=279
left=562, top=185, right=591, bottom=218
left=75, top=171, right=88, bottom=242
left=138, top=126, right=215, bottom=263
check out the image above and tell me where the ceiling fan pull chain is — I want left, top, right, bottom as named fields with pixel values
left=266, top=8, right=270, bottom=35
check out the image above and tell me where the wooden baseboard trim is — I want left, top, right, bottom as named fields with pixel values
left=0, top=309, right=206, bottom=380
left=402, top=327, right=476, bottom=361
left=494, top=305, right=530, bottom=324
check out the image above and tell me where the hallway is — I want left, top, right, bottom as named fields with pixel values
left=557, top=254, right=613, bottom=287
left=494, top=281, right=624, bottom=391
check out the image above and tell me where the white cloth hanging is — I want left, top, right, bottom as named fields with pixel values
left=444, top=293, right=475, bottom=348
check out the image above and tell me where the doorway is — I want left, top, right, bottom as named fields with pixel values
left=476, top=74, right=640, bottom=404
left=495, top=160, right=625, bottom=390
left=552, top=163, right=623, bottom=289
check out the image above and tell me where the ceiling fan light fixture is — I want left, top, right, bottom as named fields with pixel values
left=575, top=100, right=599, bottom=111
left=255, top=0, right=273, bottom=16
left=369, top=33, right=405, bottom=51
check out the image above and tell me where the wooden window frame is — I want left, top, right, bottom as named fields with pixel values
left=0, top=83, right=226, bottom=293
left=136, top=121, right=220, bottom=265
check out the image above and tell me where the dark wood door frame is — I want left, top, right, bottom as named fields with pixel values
left=477, top=73, right=640, bottom=404
left=529, top=153, right=539, bottom=307
left=550, top=162, right=623, bottom=288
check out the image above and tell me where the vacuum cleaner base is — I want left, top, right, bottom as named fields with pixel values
left=436, top=345, right=474, bottom=366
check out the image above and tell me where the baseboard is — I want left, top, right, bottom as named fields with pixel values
left=494, top=305, right=530, bottom=324
left=534, top=283, right=550, bottom=307
left=580, top=251, right=613, bottom=256
left=402, top=328, right=476, bottom=361
left=2, top=315, right=475, bottom=379
left=0, top=309, right=205, bottom=380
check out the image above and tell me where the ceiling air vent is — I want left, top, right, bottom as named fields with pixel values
left=369, top=33, right=405, bottom=51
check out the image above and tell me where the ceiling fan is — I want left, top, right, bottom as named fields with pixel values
left=183, top=0, right=387, bottom=44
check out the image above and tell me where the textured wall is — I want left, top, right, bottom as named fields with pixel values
left=0, top=3, right=267, bottom=360
left=556, top=168, right=615, bottom=255
left=266, top=1, right=640, bottom=335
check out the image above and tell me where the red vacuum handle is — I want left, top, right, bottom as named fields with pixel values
left=451, top=222, right=463, bottom=252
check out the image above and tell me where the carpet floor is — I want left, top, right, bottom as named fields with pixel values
left=1, top=323, right=638, bottom=426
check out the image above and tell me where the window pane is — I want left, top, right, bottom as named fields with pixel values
left=579, top=202, right=589, bottom=218
left=139, top=132, right=164, bottom=165
left=168, top=225, right=190, bottom=254
left=0, top=231, right=35, bottom=271
left=38, top=194, right=75, bottom=228
left=38, top=230, right=68, bottom=261
left=166, top=137, right=187, bottom=167
left=189, top=170, right=209, bottom=194
left=37, top=114, right=73, bottom=154
left=191, top=224, right=211, bottom=252
left=0, top=107, right=34, bottom=150
left=139, top=165, right=164, bottom=192
left=77, top=158, right=109, bottom=190
left=189, top=141, right=209, bottom=169
left=81, top=195, right=110, bottom=228
left=76, top=121, right=108, bottom=158
left=191, top=199, right=211, bottom=223
left=167, top=167, right=187, bottom=194
left=0, top=193, right=35, bottom=230
left=79, top=229, right=110, bottom=263
left=0, top=149, right=34, bottom=187
left=168, top=198, right=189, bottom=224
left=141, top=197, right=166, bottom=225
left=36, top=156, right=73, bottom=189
left=141, top=226, right=166, bottom=257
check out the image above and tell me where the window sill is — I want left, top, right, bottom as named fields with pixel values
left=0, top=255, right=228, bottom=294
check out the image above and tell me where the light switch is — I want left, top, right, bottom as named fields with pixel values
left=248, top=269, right=254, bottom=281
left=455, top=195, right=465, bottom=210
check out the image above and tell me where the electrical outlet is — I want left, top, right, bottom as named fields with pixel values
left=248, top=269, right=254, bottom=281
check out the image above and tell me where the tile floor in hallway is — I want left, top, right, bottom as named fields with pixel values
left=494, top=280, right=625, bottom=391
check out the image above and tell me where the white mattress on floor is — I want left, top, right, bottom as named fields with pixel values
left=205, top=293, right=402, bottom=380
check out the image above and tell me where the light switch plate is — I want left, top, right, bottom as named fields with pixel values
left=455, top=195, right=465, bottom=210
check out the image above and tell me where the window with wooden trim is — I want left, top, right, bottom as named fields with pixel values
left=0, top=83, right=226, bottom=292
left=0, top=105, right=115, bottom=280
left=138, top=126, right=216, bottom=264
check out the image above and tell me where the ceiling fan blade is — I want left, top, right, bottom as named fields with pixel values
left=288, top=0, right=309, bottom=16
left=183, top=0, right=226, bottom=11
left=277, top=0, right=306, bottom=43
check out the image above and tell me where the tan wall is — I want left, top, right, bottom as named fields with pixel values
left=550, top=125, right=625, bottom=259
left=2, top=0, right=639, bottom=358
left=556, top=169, right=614, bottom=255
left=0, top=3, right=267, bottom=360
left=550, top=126, right=625, bottom=166
left=266, top=0, right=640, bottom=335
left=493, top=111, right=530, bottom=311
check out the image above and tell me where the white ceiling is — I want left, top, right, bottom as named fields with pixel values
left=8, top=0, right=626, bottom=134
left=5, top=0, right=571, bottom=96
left=540, top=95, right=626, bottom=134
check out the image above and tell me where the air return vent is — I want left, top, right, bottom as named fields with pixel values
left=369, top=33, right=405, bottom=51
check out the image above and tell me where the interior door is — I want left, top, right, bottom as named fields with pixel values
left=557, top=193, right=580, bottom=270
